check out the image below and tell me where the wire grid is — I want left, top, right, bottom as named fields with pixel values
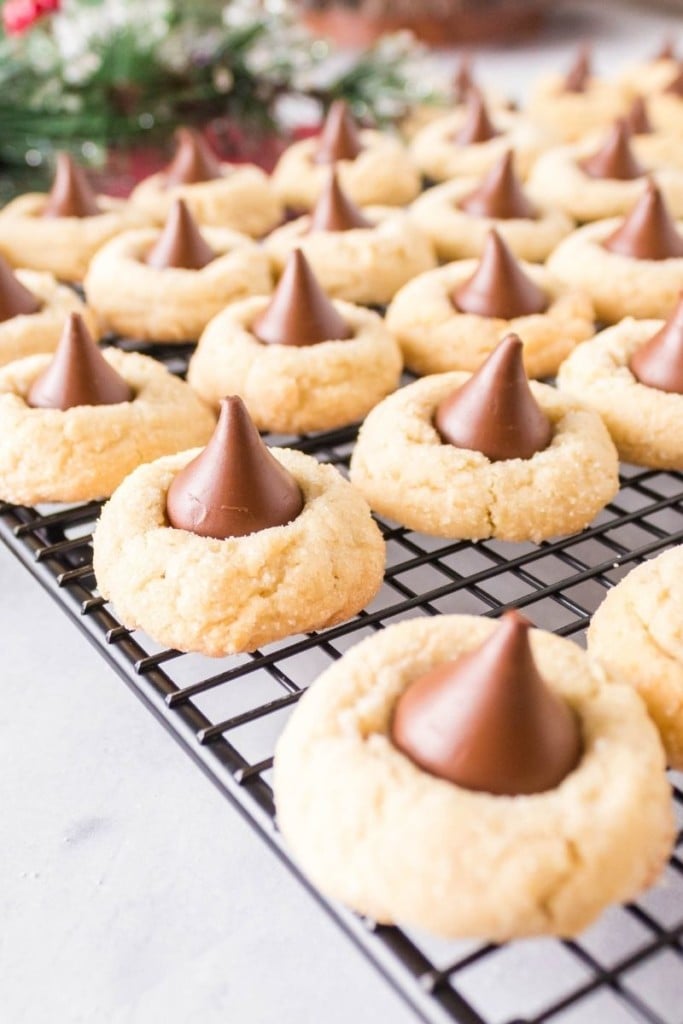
left=2, top=341, right=683, bottom=1024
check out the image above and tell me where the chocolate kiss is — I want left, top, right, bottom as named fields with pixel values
left=624, top=97, right=653, bottom=136
left=453, top=230, right=548, bottom=320
left=253, top=249, right=351, bottom=347
left=146, top=200, right=214, bottom=270
left=664, top=66, right=683, bottom=98
left=453, top=55, right=475, bottom=104
left=0, top=255, right=40, bottom=322
left=604, top=180, right=683, bottom=261
left=564, top=45, right=591, bottom=93
left=453, top=89, right=500, bottom=145
left=27, top=313, right=132, bottom=411
left=309, top=170, right=371, bottom=233
left=459, top=150, right=537, bottom=220
left=166, top=395, right=304, bottom=539
left=579, top=120, right=645, bottom=181
left=629, top=293, right=683, bottom=392
left=163, top=127, right=222, bottom=188
left=391, top=611, right=582, bottom=796
left=42, top=153, right=100, bottom=219
left=435, top=333, right=553, bottom=462
left=313, top=100, right=363, bottom=165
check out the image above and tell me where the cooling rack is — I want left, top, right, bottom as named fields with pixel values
left=2, top=339, right=683, bottom=1024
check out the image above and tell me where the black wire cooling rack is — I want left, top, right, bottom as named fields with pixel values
left=2, top=339, right=683, bottom=1024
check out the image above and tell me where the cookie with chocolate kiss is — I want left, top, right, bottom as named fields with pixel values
left=604, top=180, right=683, bottom=260
left=630, top=293, right=683, bottom=392
left=453, top=89, right=500, bottom=146
left=313, top=100, right=363, bottom=165
left=146, top=200, right=215, bottom=270
left=459, top=150, right=537, bottom=220
left=42, top=153, right=100, bottom=219
left=564, top=44, right=591, bottom=93
left=452, top=230, right=548, bottom=319
left=253, top=249, right=351, bottom=347
left=435, top=333, right=553, bottom=462
left=28, top=313, right=132, bottom=410
left=166, top=395, right=304, bottom=540
left=579, top=120, right=645, bottom=181
left=392, top=611, right=582, bottom=796
left=0, top=255, right=40, bottom=322
left=308, top=170, right=371, bottom=233
left=163, top=127, right=223, bottom=189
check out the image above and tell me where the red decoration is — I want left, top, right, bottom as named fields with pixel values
left=3, top=0, right=60, bottom=36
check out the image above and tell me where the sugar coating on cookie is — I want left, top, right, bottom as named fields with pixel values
left=272, top=102, right=420, bottom=211
left=349, top=368, right=618, bottom=541
left=0, top=266, right=96, bottom=367
left=85, top=219, right=272, bottom=343
left=274, top=614, right=673, bottom=940
left=386, top=250, right=594, bottom=378
left=589, top=545, right=683, bottom=770
left=0, top=346, right=216, bottom=503
left=93, top=445, right=385, bottom=657
left=557, top=313, right=683, bottom=468
left=188, top=259, right=402, bottom=433
left=264, top=206, right=436, bottom=306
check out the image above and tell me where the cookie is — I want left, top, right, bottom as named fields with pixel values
left=547, top=182, right=683, bottom=322
left=0, top=263, right=97, bottom=367
left=187, top=250, right=402, bottom=433
left=589, top=544, right=683, bottom=770
left=528, top=47, right=627, bottom=143
left=274, top=613, right=673, bottom=940
left=557, top=307, right=683, bottom=469
left=349, top=336, right=618, bottom=542
left=93, top=398, right=385, bottom=657
left=528, top=121, right=683, bottom=221
left=272, top=100, right=420, bottom=211
left=85, top=203, right=271, bottom=342
left=0, top=320, right=215, bottom=504
left=264, top=173, right=435, bottom=306
left=386, top=231, right=594, bottom=378
left=129, top=127, right=282, bottom=237
left=410, top=151, right=573, bottom=263
left=0, top=153, right=147, bottom=282
left=410, top=90, right=549, bottom=183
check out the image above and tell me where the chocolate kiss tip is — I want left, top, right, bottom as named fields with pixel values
left=630, top=292, right=683, bottom=393
left=253, top=249, right=351, bottom=347
left=625, top=97, right=653, bottom=135
left=166, top=395, right=304, bottom=540
left=0, top=256, right=40, bottom=322
left=313, top=99, right=363, bottom=165
left=459, top=150, right=537, bottom=221
left=309, top=170, right=371, bottom=233
left=163, top=127, right=222, bottom=188
left=604, top=180, right=683, bottom=261
left=435, top=333, right=553, bottom=462
left=655, top=38, right=676, bottom=61
left=453, top=229, right=548, bottom=320
left=27, top=313, right=132, bottom=411
left=453, top=55, right=474, bottom=102
left=579, top=119, right=645, bottom=181
left=564, top=44, right=591, bottom=93
left=146, top=199, right=214, bottom=271
left=391, top=610, right=582, bottom=796
left=42, top=152, right=100, bottom=219
left=453, top=88, right=499, bottom=145
left=665, top=66, right=683, bottom=98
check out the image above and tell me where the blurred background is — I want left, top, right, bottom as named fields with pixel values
left=0, top=0, right=680, bottom=195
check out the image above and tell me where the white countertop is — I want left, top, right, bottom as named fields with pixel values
left=1, top=5, right=681, bottom=1023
